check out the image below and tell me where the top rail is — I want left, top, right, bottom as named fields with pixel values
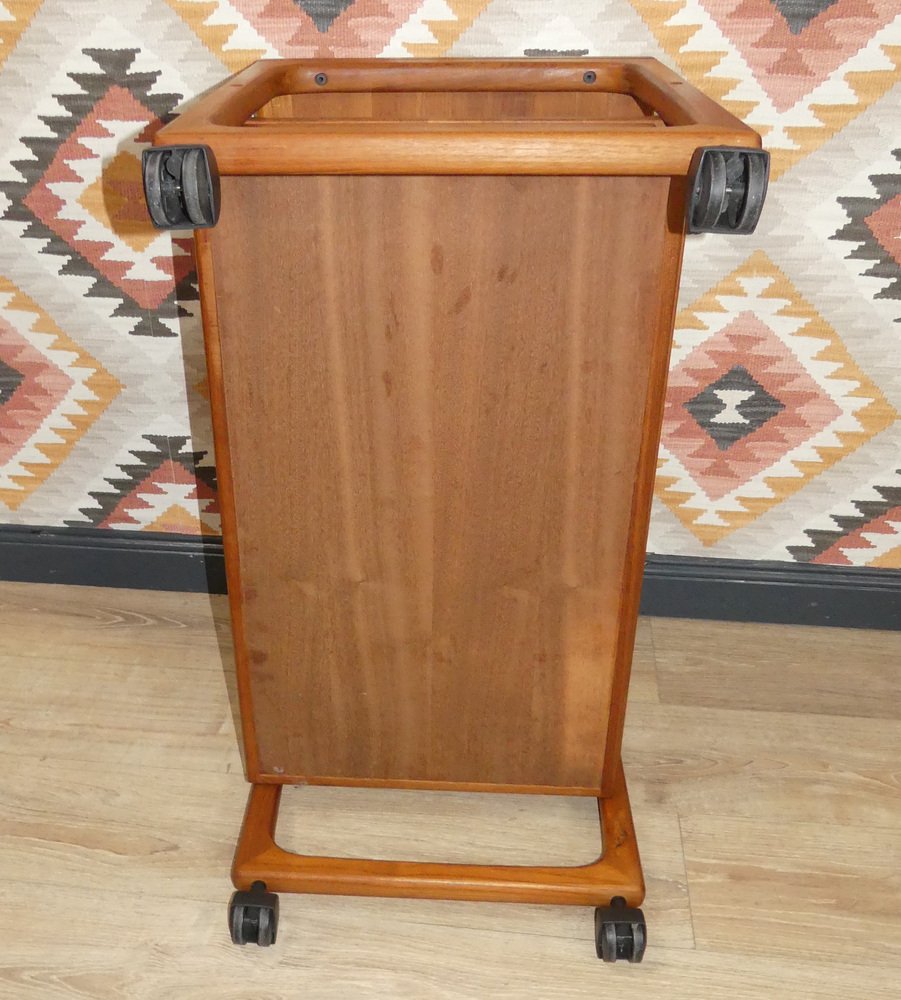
left=156, top=58, right=761, bottom=176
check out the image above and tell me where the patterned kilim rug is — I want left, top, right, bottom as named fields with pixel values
left=0, top=0, right=898, bottom=566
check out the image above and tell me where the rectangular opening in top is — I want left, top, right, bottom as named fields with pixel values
left=247, top=90, right=663, bottom=127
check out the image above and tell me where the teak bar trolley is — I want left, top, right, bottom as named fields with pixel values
left=144, top=58, right=767, bottom=962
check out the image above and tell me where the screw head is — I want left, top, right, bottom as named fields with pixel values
left=314, top=72, right=328, bottom=86
left=583, top=70, right=597, bottom=84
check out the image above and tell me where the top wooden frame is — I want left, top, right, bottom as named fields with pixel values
left=155, top=58, right=760, bottom=176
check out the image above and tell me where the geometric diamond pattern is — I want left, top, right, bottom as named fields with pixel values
left=68, top=434, right=220, bottom=535
left=684, top=363, right=786, bottom=452
left=0, top=315, right=74, bottom=464
left=174, top=0, right=422, bottom=63
left=655, top=251, right=897, bottom=543
left=161, top=0, right=271, bottom=72
left=0, top=0, right=899, bottom=567
left=0, top=275, right=121, bottom=511
left=630, top=0, right=901, bottom=177
left=664, top=309, right=844, bottom=505
left=832, top=148, right=901, bottom=320
left=167, top=0, right=493, bottom=68
left=0, top=48, right=198, bottom=337
left=788, top=469, right=901, bottom=567
left=78, top=150, right=160, bottom=255
left=698, top=0, right=897, bottom=112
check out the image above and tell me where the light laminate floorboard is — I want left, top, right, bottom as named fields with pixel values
left=0, top=581, right=899, bottom=999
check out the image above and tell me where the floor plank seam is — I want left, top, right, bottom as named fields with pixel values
left=675, top=811, right=698, bottom=951
left=644, top=698, right=901, bottom=726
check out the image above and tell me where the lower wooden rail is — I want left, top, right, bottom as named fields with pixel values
left=231, top=760, right=644, bottom=907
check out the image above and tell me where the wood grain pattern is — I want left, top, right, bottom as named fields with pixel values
left=166, top=57, right=758, bottom=128
left=209, top=173, right=673, bottom=789
left=155, top=58, right=760, bottom=175
left=3, top=582, right=901, bottom=998
left=230, top=762, right=645, bottom=906
left=274, top=785, right=610, bottom=866
left=628, top=618, right=661, bottom=705
left=652, top=617, right=901, bottom=719
left=601, top=179, right=686, bottom=793
left=626, top=699, right=901, bottom=830
left=243, top=118, right=667, bottom=132
left=0, top=579, right=230, bottom=641
left=163, top=57, right=760, bottom=926
left=681, top=815, right=901, bottom=966
left=253, top=89, right=655, bottom=123
left=273, top=783, right=690, bottom=944
left=195, top=229, right=259, bottom=778
left=158, top=125, right=756, bottom=178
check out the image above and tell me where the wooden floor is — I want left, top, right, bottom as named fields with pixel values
left=1, top=581, right=899, bottom=999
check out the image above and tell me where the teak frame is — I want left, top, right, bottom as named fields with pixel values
left=159, top=59, right=760, bottom=914
left=162, top=57, right=760, bottom=175
left=233, top=761, right=643, bottom=906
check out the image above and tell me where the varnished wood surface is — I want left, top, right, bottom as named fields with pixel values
left=195, top=229, right=258, bottom=778
left=2, top=581, right=901, bottom=998
left=253, top=89, right=657, bottom=123
left=165, top=57, right=758, bottom=130
left=159, top=124, right=756, bottom=177
left=155, top=58, right=760, bottom=175
left=244, top=117, right=667, bottom=132
left=230, top=762, right=643, bottom=905
left=208, top=173, right=673, bottom=789
left=601, top=178, right=686, bottom=792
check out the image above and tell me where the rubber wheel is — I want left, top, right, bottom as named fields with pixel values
left=594, top=899, right=647, bottom=963
left=165, top=151, right=189, bottom=226
left=142, top=145, right=219, bottom=230
left=722, top=152, right=747, bottom=229
left=736, top=151, right=768, bottom=231
left=599, top=919, right=619, bottom=962
left=181, top=147, right=213, bottom=227
left=692, top=149, right=728, bottom=232
left=687, top=147, right=770, bottom=234
left=142, top=150, right=169, bottom=228
left=228, top=891, right=279, bottom=947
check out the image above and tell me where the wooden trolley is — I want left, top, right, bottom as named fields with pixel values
left=145, top=58, right=767, bottom=961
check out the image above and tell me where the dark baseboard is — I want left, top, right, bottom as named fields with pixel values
left=1, top=525, right=899, bottom=630
left=0, top=525, right=227, bottom=595
left=640, top=554, right=900, bottom=630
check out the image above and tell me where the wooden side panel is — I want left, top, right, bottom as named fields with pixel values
left=209, top=174, right=673, bottom=790
left=254, top=90, right=651, bottom=123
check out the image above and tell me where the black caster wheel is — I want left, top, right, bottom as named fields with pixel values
left=687, top=146, right=769, bottom=235
left=594, top=896, right=647, bottom=963
left=228, top=881, right=279, bottom=947
left=142, top=144, right=220, bottom=230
